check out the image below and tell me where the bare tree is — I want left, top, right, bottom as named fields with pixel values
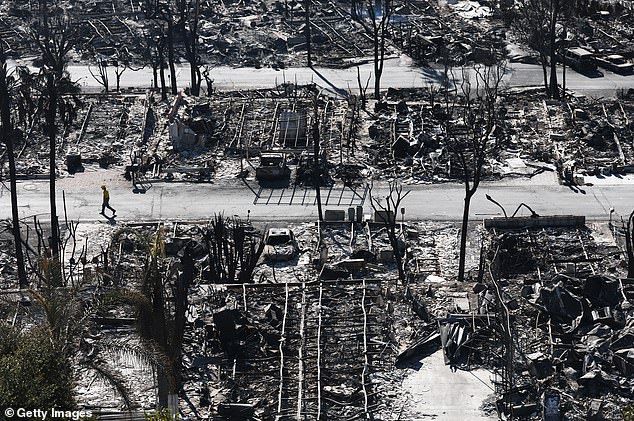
left=445, top=63, right=505, bottom=282
left=515, top=0, right=562, bottom=98
left=88, top=56, right=109, bottom=93
left=112, top=46, right=138, bottom=93
left=144, top=1, right=178, bottom=96
left=370, top=181, right=410, bottom=281
left=178, top=0, right=202, bottom=95
left=0, top=45, right=28, bottom=288
left=356, top=0, right=393, bottom=99
left=30, top=2, right=79, bottom=257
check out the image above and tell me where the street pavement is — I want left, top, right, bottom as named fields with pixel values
left=0, top=169, right=630, bottom=225
left=11, top=55, right=634, bottom=97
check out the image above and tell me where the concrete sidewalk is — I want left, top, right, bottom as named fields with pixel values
left=399, top=350, right=496, bottom=420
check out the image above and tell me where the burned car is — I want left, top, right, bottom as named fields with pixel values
left=263, top=228, right=299, bottom=261
left=596, top=54, right=634, bottom=75
left=256, top=152, right=291, bottom=181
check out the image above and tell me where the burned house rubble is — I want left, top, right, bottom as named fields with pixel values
left=481, top=219, right=634, bottom=420
left=3, top=0, right=634, bottom=420
left=0, top=215, right=472, bottom=419
left=3, top=203, right=634, bottom=419
left=0, top=0, right=379, bottom=69
left=4, top=84, right=634, bottom=190
left=364, top=86, right=634, bottom=185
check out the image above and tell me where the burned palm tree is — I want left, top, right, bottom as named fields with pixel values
left=203, top=214, right=265, bottom=284
left=109, top=225, right=198, bottom=412
left=0, top=44, right=27, bottom=288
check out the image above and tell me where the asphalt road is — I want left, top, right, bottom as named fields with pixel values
left=11, top=56, right=634, bottom=97
left=0, top=173, right=629, bottom=224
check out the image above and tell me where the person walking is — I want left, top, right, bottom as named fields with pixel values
left=101, top=185, right=116, bottom=216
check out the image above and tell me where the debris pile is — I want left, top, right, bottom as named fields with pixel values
left=3, top=0, right=378, bottom=69
left=484, top=224, right=633, bottom=420
left=6, top=94, right=146, bottom=177
left=69, top=95, right=146, bottom=170
left=135, top=86, right=359, bottom=183
left=94, top=218, right=413, bottom=418
left=364, top=88, right=507, bottom=183
left=569, top=5, right=634, bottom=63
left=392, top=0, right=506, bottom=66
left=557, top=96, right=634, bottom=177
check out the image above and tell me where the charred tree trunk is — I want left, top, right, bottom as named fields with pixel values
left=152, top=64, right=158, bottom=89
left=115, top=69, right=123, bottom=92
left=374, top=17, right=388, bottom=100
left=204, top=75, right=213, bottom=97
left=373, top=37, right=381, bottom=99
left=549, top=0, right=560, bottom=99
left=172, top=249, right=193, bottom=398
left=167, top=17, right=177, bottom=95
left=183, top=0, right=201, bottom=96
left=189, top=62, right=199, bottom=96
left=457, top=191, right=473, bottom=283
left=158, top=48, right=167, bottom=101
left=0, top=58, right=28, bottom=288
left=46, top=73, right=60, bottom=257
left=540, top=53, right=549, bottom=94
